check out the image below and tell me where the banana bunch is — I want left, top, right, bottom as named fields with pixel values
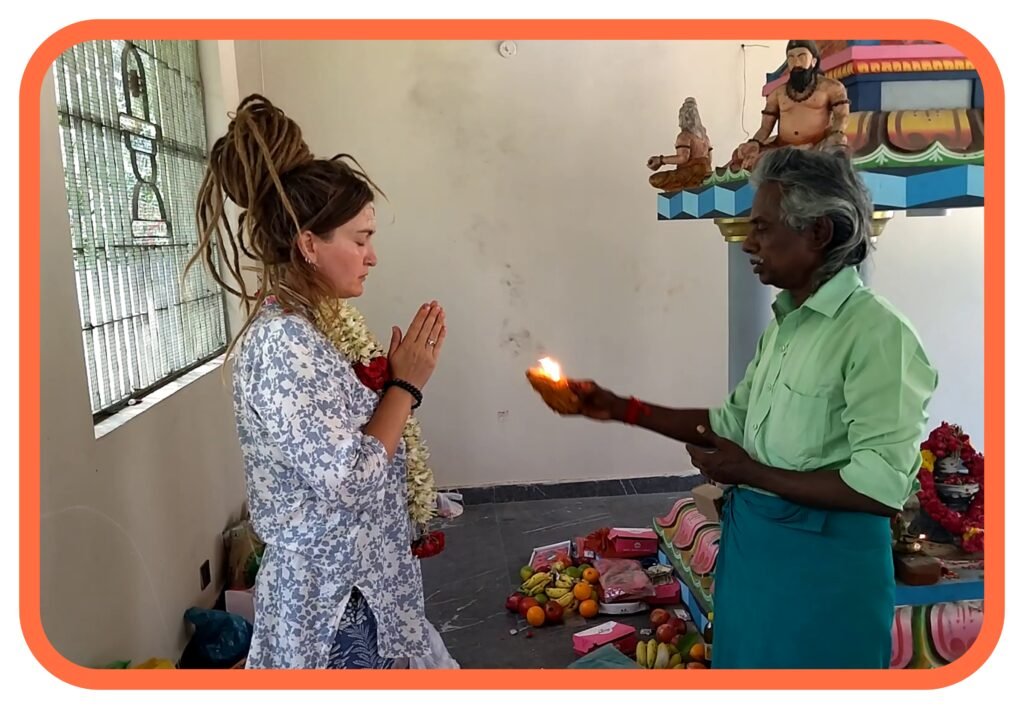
left=553, top=574, right=575, bottom=589
left=547, top=574, right=584, bottom=611
left=544, top=587, right=579, bottom=610
left=635, top=640, right=684, bottom=669
left=519, top=572, right=553, bottom=596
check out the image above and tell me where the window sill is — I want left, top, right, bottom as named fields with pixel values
left=93, top=355, right=227, bottom=439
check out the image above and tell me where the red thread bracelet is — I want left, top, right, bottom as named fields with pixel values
left=624, top=397, right=651, bottom=425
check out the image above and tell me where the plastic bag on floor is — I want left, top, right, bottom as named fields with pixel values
left=436, top=492, right=464, bottom=519
left=410, top=622, right=460, bottom=669
left=568, top=644, right=641, bottom=669
left=595, top=557, right=655, bottom=602
left=178, top=607, right=252, bottom=669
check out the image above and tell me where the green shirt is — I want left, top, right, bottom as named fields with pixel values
left=709, top=266, right=938, bottom=511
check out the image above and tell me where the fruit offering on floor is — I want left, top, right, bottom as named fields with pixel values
left=635, top=636, right=708, bottom=669
left=638, top=610, right=709, bottom=668
left=503, top=564, right=602, bottom=627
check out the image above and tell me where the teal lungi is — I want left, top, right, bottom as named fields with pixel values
left=712, top=487, right=894, bottom=669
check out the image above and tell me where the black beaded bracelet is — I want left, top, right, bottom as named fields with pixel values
left=384, top=378, right=423, bottom=410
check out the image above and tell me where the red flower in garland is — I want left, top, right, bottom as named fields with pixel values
left=411, top=531, right=446, bottom=559
left=916, top=422, right=984, bottom=554
left=353, top=354, right=445, bottom=559
left=353, top=356, right=391, bottom=392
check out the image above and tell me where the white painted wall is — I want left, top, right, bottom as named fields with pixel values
left=243, top=39, right=788, bottom=487
left=38, top=45, right=246, bottom=667
left=868, top=209, right=986, bottom=450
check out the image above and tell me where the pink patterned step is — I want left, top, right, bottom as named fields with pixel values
left=655, top=497, right=693, bottom=530
left=690, top=528, right=721, bottom=575
left=890, top=606, right=914, bottom=669
left=930, top=602, right=983, bottom=664
left=672, top=507, right=716, bottom=550
left=684, top=525, right=717, bottom=563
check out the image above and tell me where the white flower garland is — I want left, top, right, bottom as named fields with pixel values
left=315, top=300, right=438, bottom=528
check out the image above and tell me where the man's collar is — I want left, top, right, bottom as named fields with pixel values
left=772, top=266, right=862, bottom=320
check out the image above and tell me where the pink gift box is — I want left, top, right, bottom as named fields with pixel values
left=528, top=540, right=572, bottom=571
left=607, top=527, right=659, bottom=558
left=572, top=620, right=639, bottom=657
left=644, top=578, right=681, bottom=606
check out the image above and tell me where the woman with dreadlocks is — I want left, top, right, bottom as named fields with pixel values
left=186, top=94, right=446, bottom=669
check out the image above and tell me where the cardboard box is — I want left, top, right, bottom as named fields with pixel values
left=572, top=620, right=639, bottom=657
left=691, top=484, right=724, bottom=523
left=607, top=528, right=659, bottom=558
left=225, top=587, right=255, bottom=624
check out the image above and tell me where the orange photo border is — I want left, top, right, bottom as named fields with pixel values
left=20, top=18, right=1004, bottom=692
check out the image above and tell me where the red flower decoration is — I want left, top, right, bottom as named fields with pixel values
left=583, top=527, right=613, bottom=556
left=412, top=531, right=446, bottom=559
left=354, top=356, right=391, bottom=392
left=916, top=422, right=984, bottom=554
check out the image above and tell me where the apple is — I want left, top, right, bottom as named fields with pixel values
left=650, top=608, right=671, bottom=629
left=505, top=592, right=524, bottom=613
left=544, top=600, right=565, bottom=624
left=669, top=616, right=688, bottom=633
left=519, top=596, right=540, bottom=617
left=656, top=623, right=677, bottom=644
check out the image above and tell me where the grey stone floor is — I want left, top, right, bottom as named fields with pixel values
left=419, top=491, right=690, bottom=669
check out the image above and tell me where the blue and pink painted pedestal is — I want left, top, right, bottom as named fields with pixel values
left=653, top=498, right=984, bottom=669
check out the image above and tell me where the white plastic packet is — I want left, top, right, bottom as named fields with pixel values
left=409, top=622, right=460, bottom=669
left=436, top=491, right=464, bottom=519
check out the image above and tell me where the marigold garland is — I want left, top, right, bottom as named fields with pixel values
left=916, top=422, right=984, bottom=554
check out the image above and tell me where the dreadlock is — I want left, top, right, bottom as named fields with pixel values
left=185, top=93, right=382, bottom=354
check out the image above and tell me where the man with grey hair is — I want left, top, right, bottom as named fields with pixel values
left=564, top=147, right=937, bottom=668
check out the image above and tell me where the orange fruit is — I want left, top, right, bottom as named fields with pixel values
left=583, top=568, right=600, bottom=584
left=573, top=581, right=593, bottom=601
left=689, top=643, right=706, bottom=661
left=578, top=599, right=599, bottom=618
left=526, top=606, right=546, bottom=627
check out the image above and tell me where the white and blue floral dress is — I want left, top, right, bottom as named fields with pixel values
left=233, top=303, right=431, bottom=668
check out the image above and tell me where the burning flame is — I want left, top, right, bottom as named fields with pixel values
left=538, top=357, right=563, bottom=382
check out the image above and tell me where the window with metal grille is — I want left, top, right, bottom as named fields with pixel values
left=53, top=40, right=227, bottom=419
